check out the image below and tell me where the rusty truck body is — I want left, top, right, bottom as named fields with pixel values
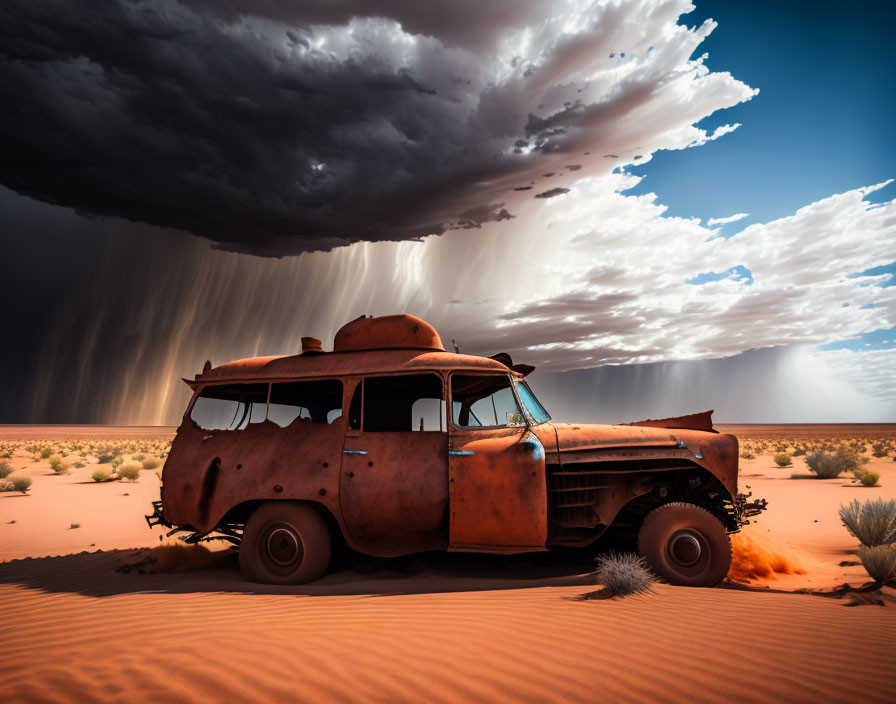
left=149, top=314, right=763, bottom=586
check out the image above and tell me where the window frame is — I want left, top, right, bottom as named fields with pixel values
left=186, top=376, right=347, bottom=430
left=512, top=379, right=552, bottom=426
left=447, top=371, right=531, bottom=431
left=354, top=371, right=447, bottom=433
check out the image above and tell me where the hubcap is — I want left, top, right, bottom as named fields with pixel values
left=265, top=524, right=302, bottom=567
left=670, top=532, right=703, bottom=567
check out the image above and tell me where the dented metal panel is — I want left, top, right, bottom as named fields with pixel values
left=162, top=415, right=344, bottom=533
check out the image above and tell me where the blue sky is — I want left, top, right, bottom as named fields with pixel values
left=630, top=0, right=895, bottom=352
left=629, top=1, right=895, bottom=223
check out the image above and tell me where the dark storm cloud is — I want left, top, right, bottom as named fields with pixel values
left=0, top=0, right=755, bottom=255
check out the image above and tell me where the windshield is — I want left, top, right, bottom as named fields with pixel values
left=515, top=381, right=551, bottom=424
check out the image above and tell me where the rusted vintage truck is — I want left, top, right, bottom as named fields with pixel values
left=148, top=314, right=763, bottom=586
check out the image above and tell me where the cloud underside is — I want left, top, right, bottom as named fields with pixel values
left=0, top=0, right=757, bottom=254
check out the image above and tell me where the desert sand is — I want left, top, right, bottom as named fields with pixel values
left=2, top=425, right=895, bottom=703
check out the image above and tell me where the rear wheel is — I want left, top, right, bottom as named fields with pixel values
left=637, top=502, right=731, bottom=587
left=239, top=502, right=331, bottom=584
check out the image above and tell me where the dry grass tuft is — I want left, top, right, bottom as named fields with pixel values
left=839, top=498, right=896, bottom=547
left=857, top=545, right=896, bottom=584
left=593, top=552, right=656, bottom=595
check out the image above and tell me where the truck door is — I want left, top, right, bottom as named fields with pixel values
left=448, top=373, right=547, bottom=551
left=339, top=374, right=449, bottom=556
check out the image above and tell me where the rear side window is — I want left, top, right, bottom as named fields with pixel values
left=361, top=374, right=445, bottom=432
left=190, top=383, right=269, bottom=431
left=268, top=379, right=344, bottom=427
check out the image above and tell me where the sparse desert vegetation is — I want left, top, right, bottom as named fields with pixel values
left=117, top=463, right=142, bottom=482
left=856, top=545, right=896, bottom=584
left=48, top=454, right=69, bottom=475
left=0, top=460, right=12, bottom=479
left=592, top=552, right=656, bottom=596
left=773, top=453, right=791, bottom=467
left=838, top=498, right=896, bottom=547
left=861, top=471, right=881, bottom=487
left=1, top=476, right=33, bottom=493
left=805, top=448, right=864, bottom=478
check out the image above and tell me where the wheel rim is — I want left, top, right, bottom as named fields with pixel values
left=263, top=523, right=304, bottom=568
left=668, top=529, right=704, bottom=567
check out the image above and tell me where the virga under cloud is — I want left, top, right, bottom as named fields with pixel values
left=0, top=0, right=893, bottom=424
left=0, top=0, right=756, bottom=254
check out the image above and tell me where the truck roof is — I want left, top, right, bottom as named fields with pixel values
left=196, top=348, right=512, bottom=384
left=191, top=314, right=519, bottom=385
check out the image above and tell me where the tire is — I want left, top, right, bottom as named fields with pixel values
left=239, top=502, right=331, bottom=584
left=637, top=502, right=731, bottom=587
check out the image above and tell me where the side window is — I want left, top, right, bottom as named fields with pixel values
left=190, top=383, right=269, bottom=431
left=451, top=374, right=524, bottom=428
left=362, top=374, right=445, bottom=432
left=348, top=382, right=362, bottom=430
left=268, top=379, right=344, bottom=427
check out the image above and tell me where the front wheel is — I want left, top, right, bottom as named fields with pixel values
left=239, top=502, right=331, bottom=584
left=637, top=502, right=731, bottom=587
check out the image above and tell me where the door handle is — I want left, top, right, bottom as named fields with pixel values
left=343, top=450, right=368, bottom=455
left=449, top=450, right=475, bottom=457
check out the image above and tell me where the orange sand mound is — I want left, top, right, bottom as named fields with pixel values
left=2, top=425, right=896, bottom=703
left=2, top=552, right=896, bottom=704
left=118, top=543, right=217, bottom=574
left=729, top=533, right=806, bottom=582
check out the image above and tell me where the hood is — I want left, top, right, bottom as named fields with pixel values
left=549, top=422, right=739, bottom=499
left=552, top=422, right=684, bottom=452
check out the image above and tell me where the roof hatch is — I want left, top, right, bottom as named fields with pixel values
left=333, top=314, right=445, bottom=352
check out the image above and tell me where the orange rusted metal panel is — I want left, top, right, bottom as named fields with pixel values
left=338, top=377, right=450, bottom=557
left=448, top=427, right=548, bottom=551
left=334, top=313, right=444, bottom=352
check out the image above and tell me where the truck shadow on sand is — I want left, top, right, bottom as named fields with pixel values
left=0, top=547, right=600, bottom=599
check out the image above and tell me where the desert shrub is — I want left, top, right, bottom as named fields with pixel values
left=133, top=453, right=144, bottom=461
left=48, top=454, right=69, bottom=475
left=839, top=498, right=896, bottom=547
left=805, top=448, right=862, bottom=479
left=141, top=457, right=160, bottom=470
left=73, top=461, right=85, bottom=468
left=91, top=470, right=108, bottom=482
left=860, top=472, right=881, bottom=487
left=97, top=454, right=113, bottom=464
left=871, top=444, right=888, bottom=458
left=70, top=522, right=80, bottom=529
left=0, top=479, right=13, bottom=492
left=792, top=446, right=806, bottom=456
left=39, top=447, right=52, bottom=459
left=740, top=452, right=756, bottom=460
left=0, top=460, right=12, bottom=479
left=773, top=453, right=792, bottom=467
left=857, top=546, right=896, bottom=584
left=12, top=476, right=32, bottom=493
left=594, top=552, right=656, bottom=595
left=117, top=463, right=141, bottom=482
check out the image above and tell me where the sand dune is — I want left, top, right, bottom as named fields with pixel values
left=2, top=549, right=895, bottom=704
left=2, top=426, right=895, bottom=703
